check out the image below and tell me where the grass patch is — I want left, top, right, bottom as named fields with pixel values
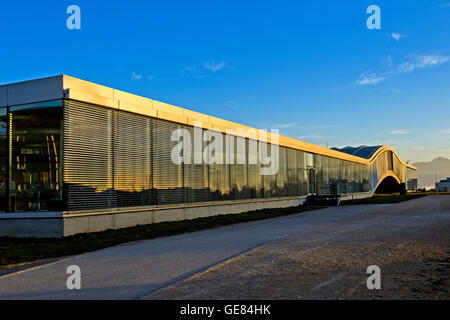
left=0, top=205, right=323, bottom=268
left=340, top=193, right=427, bottom=205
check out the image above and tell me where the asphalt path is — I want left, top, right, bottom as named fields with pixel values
left=0, top=204, right=390, bottom=299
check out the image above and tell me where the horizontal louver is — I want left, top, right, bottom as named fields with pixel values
left=63, top=100, right=116, bottom=211
left=114, top=112, right=152, bottom=207
left=152, top=119, right=185, bottom=205
left=62, top=100, right=315, bottom=212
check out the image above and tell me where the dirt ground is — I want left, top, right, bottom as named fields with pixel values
left=148, top=195, right=450, bottom=300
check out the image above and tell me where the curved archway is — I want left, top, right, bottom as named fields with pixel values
left=375, top=175, right=400, bottom=194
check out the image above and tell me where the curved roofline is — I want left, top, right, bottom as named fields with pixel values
left=367, top=145, right=417, bottom=170
left=0, top=75, right=417, bottom=171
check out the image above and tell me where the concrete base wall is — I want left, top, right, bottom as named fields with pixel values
left=0, top=218, right=63, bottom=238
left=0, top=197, right=305, bottom=238
left=340, top=192, right=373, bottom=201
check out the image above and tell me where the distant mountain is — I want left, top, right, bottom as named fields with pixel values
left=412, top=157, right=450, bottom=189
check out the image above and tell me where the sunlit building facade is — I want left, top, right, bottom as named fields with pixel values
left=0, top=76, right=417, bottom=237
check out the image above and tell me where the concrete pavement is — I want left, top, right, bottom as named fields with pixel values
left=0, top=203, right=391, bottom=299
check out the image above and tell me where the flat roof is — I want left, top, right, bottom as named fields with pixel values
left=0, top=75, right=417, bottom=170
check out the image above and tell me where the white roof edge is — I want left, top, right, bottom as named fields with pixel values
left=0, top=75, right=64, bottom=107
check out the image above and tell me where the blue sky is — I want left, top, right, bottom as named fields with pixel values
left=0, top=0, right=449, bottom=162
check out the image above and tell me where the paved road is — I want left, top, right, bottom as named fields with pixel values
left=0, top=204, right=390, bottom=299
left=149, top=195, right=450, bottom=300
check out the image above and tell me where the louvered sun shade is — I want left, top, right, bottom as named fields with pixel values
left=63, top=101, right=116, bottom=211
left=114, top=112, right=152, bottom=207
left=151, top=119, right=184, bottom=205
left=62, top=100, right=311, bottom=212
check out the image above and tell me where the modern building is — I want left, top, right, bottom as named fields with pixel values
left=0, top=75, right=417, bottom=237
left=436, top=178, right=450, bottom=192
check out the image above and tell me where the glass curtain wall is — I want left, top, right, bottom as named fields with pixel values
left=9, top=101, right=63, bottom=212
left=0, top=108, right=7, bottom=212
left=0, top=99, right=415, bottom=213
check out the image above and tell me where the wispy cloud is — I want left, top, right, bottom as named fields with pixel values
left=182, top=65, right=204, bottom=78
left=182, top=61, right=228, bottom=78
left=204, top=61, right=226, bottom=72
left=390, top=32, right=403, bottom=41
left=355, top=72, right=386, bottom=86
left=389, top=129, right=409, bottom=135
left=397, top=54, right=449, bottom=73
left=272, top=123, right=297, bottom=129
left=297, top=135, right=325, bottom=139
left=131, top=72, right=143, bottom=80
left=131, top=72, right=153, bottom=81
left=382, top=87, right=400, bottom=94
left=441, top=129, right=450, bottom=134
left=295, top=124, right=342, bottom=130
left=355, top=54, right=449, bottom=86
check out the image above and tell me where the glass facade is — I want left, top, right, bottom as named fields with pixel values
left=0, top=108, right=7, bottom=212
left=0, top=99, right=417, bottom=213
left=314, top=154, right=370, bottom=195
left=3, top=101, right=63, bottom=212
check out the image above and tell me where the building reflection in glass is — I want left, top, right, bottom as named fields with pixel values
left=9, top=101, right=63, bottom=212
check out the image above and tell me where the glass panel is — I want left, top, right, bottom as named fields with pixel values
left=275, top=147, right=288, bottom=197
left=262, top=141, right=277, bottom=198
left=114, top=112, right=152, bottom=207
left=209, top=133, right=231, bottom=200
left=152, top=119, right=184, bottom=205
left=286, top=148, right=298, bottom=196
left=0, top=108, right=7, bottom=212
left=230, top=136, right=250, bottom=200
left=297, top=151, right=307, bottom=195
left=63, top=101, right=116, bottom=211
left=247, top=138, right=263, bottom=199
left=10, top=101, right=63, bottom=212
left=184, top=125, right=211, bottom=203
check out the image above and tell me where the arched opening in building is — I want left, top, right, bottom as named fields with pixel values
left=374, top=176, right=400, bottom=194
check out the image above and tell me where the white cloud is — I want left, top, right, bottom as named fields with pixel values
left=355, top=72, right=386, bottom=86
left=131, top=72, right=143, bottom=80
left=297, top=135, right=325, bottom=139
left=397, top=54, right=449, bottom=73
left=441, top=129, right=450, bottom=134
left=296, top=124, right=342, bottom=129
left=391, top=33, right=403, bottom=41
left=204, top=61, right=226, bottom=72
left=355, top=54, right=449, bottom=87
left=182, top=65, right=207, bottom=78
left=272, top=123, right=297, bottom=129
left=389, top=129, right=409, bottom=135
left=131, top=72, right=153, bottom=81
left=183, top=61, right=228, bottom=78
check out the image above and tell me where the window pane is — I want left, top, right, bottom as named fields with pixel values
left=0, top=108, right=7, bottom=212
left=152, top=119, right=184, bottom=205
left=10, top=102, right=62, bottom=212
left=114, top=112, right=152, bottom=207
